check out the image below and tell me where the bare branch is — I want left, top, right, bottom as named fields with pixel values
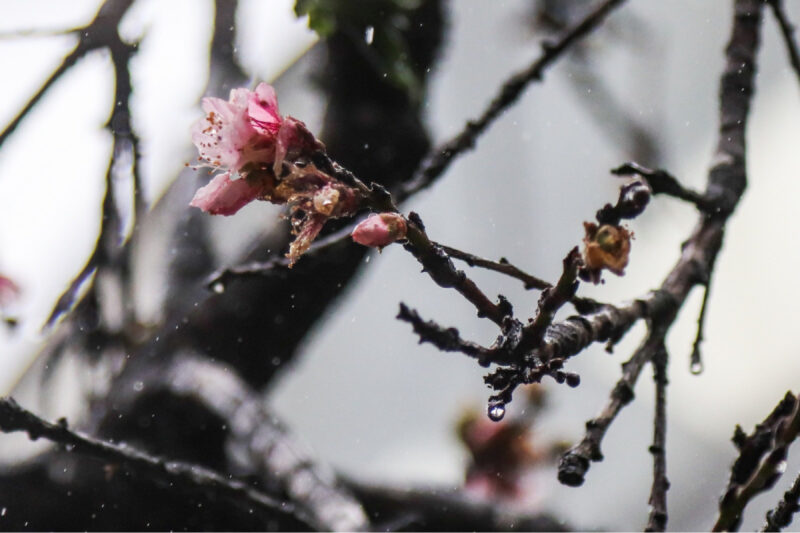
left=0, top=396, right=313, bottom=529
left=714, top=392, right=800, bottom=531
left=397, top=303, right=503, bottom=364
left=558, top=329, right=662, bottom=487
left=646, top=345, right=670, bottom=532
left=763, top=469, right=800, bottom=531
left=400, top=0, right=627, bottom=197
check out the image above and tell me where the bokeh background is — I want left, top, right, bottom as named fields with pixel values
left=1, top=0, right=800, bottom=529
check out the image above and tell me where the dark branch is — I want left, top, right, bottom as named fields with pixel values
left=437, top=243, right=604, bottom=313
left=646, top=345, right=669, bottom=532
left=714, top=391, right=800, bottom=531
left=397, top=303, right=504, bottom=365
left=690, top=279, right=712, bottom=375
left=557, top=329, right=662, bottom=486
left=763, top=469, right=800, bottom=532
left=515, top=248, right=581, bottom=355
left=611, top=162, right=717, bottom=214
left=0, top=397, right=313, bottom=529
left=403, top=214, right=511, bottom=326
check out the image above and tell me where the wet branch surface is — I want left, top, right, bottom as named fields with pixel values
left=0, top=396, right=312, bottom=529
left=714, top=391, right=800, bottom=531
left=646, top=345, right=669, bottom=532
left=763, top=468, right=800, bottom=531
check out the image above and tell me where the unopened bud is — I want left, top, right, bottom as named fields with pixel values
left=351, top=213, right=407, bottom=248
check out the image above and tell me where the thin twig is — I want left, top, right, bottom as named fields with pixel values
left=0, top=396, right=313, bottom=529
left=437, top=244, right=550, bottom=291
left=714, top=392, right=800, bottom=531
left=400, top=0, right=627, bottom=198
left=646, top=345, right=669, bottom=532
left=611, top=162, right=717, bottom=213
left=690, top=280, right=712, bottom=374
left=762, top=469, right=800, bottom=531
left=437, top=242, right=604, bottom=313
left=768, top=0, right=800, bottom=91
left=397, top=303, right=507, bottom=365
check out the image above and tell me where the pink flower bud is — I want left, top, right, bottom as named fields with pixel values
left=351, top=213, right=407, bottom=248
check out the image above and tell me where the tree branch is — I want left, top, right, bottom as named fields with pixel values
left=557, top=329, right=662, bottom=486
left=400, top=0, right=627, bottom=197
left=763, top=469, right=800, bottom=532
left=646, top=345, right=669, bottom=532
left=0, top=396, right=313, bottom=529
left=714, top=392, right=800, bottom=531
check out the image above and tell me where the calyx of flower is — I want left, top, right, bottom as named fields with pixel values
left=581, top=222, right=631, bottom=283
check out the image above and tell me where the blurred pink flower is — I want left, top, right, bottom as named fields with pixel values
left=0, top=275, right=19, bottom=308
left=351, top=213, right=407, bottom=248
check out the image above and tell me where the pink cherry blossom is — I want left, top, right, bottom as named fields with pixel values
left=191, top=83, right=322, bottom=178
left=351, top=213, right=407, bottom=248
left=189, top=83, right=364, bottom=265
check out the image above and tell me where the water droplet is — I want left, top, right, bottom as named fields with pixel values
left=133, top=381, right=144, bottom=392
left=690, top=361, right=704, bottom=375
left=488, top=404, right=505, bottom=422
left=777, top=460, right=788, bottom=474
left=364, top=25, right=374, bottom=45
left=1, top=507, right=7, bottom=516
left=213, top=282, right=225, bottom=294
left=365, top=255, right=371, bottom=263
left=271, top=357, right=281, bottom=366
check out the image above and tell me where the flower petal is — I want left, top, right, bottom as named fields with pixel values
left=248, top=83, right=282, bottom=135
left=190, top=172, right=263, bottom=216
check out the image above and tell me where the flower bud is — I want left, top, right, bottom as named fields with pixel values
left=351, top=213, right=407, bottom=248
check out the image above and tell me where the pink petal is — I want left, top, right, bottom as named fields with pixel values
left=248, top=83, right=282, bottom=135
left=273, top=117, right=321, bottom=175
left=190, top=172, right=263, bottom=216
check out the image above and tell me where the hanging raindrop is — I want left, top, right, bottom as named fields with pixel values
left=488, top=403, right=506, bottom=422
